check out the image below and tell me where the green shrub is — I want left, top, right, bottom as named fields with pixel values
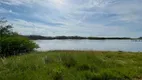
left=0, top=36, right=38, bottom=57
left=77, top=64, right=90, bottom=71
left=51, top=66, right=65, bottom=80
left=0, top=18, right=39, bottom=57
left=60, top=54, right=77, bottom=68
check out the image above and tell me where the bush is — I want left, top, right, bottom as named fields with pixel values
left=0, top=36, right=38, bottom=57
left=60, top=54, right=77, bottom=68
left=0, top=18, right=39, bottom=57
left=51, top=66, right=65, bottom=80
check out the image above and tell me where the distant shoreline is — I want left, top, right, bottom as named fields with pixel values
left=23, top=35, right=142, bottom=40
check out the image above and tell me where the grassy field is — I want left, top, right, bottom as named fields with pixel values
left=0, top=50, right=142, bottom=80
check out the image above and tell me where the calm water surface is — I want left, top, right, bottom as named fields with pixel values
left=35, top=40, right=142, bottom=52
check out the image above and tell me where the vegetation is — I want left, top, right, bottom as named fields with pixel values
left=1, top=18, right=141, bottom=80
left=0, top=18, right=38, bottom=57
left=0, top=50, right=142, bottom=80
left=25, top=35, right=132, bottom=40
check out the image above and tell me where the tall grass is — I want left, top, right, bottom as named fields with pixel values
left=0, top=51, right=142, bottom=80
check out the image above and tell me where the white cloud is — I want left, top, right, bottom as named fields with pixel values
left=0, top=0, right=25, bottom=5
left=0, top=0, right=35, bottom=5
left=0, top=8, right=9, bottom=13
left=0, top=8, right=18, bottom=15
left=9, top=19, right=138, bottom=37
left=9, top=19, right=70, bottom=36
left=104, top=0, right=142, bottom=22
left=1, top=0, right=142, bottom=37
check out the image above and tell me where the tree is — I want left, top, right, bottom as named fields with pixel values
left=0, top=18, right=39, bottom=57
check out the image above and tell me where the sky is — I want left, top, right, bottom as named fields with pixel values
left=0, top=0, right=142, bottom=37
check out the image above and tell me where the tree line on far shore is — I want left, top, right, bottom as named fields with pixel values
left=24, top=35, right=142, bottom=40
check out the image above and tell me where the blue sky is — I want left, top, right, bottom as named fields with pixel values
left=0, top=0, right=142, bottom=37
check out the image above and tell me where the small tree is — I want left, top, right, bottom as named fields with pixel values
left=0, top=18, right=39, bottom=57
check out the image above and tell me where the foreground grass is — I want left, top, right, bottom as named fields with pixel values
left=0, top=51, right=142, bottom=80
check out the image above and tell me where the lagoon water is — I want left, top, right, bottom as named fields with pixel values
left=35, top=40, right=142, bottom=52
